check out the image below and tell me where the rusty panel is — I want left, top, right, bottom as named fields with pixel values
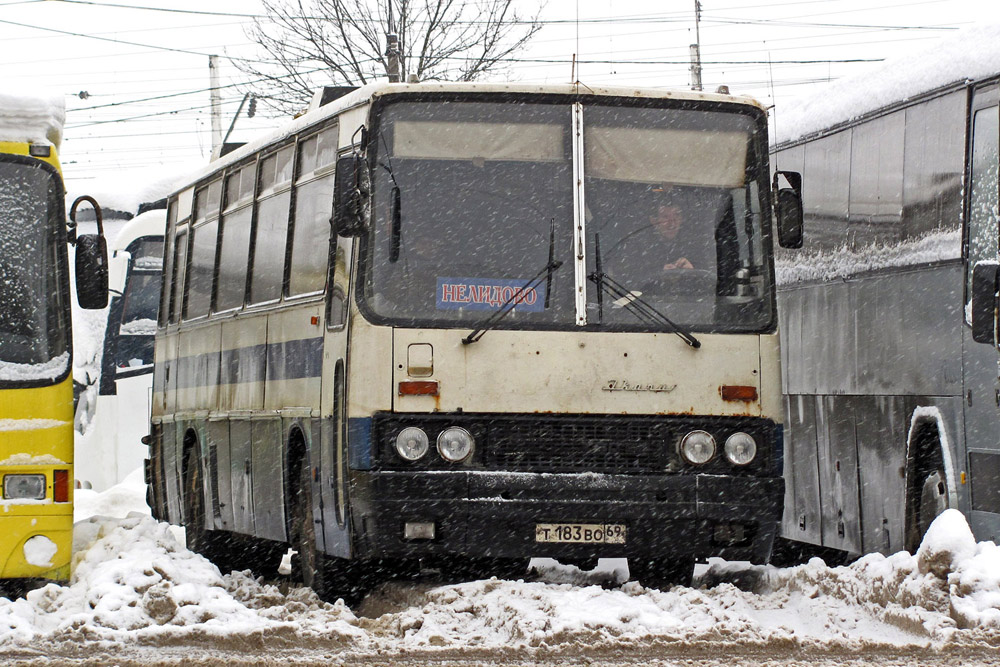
left=780, top=394, right=823, bottom=546
left=816, top=395, right=862, bottom=554
left=854, top=395, right=907, bottom=555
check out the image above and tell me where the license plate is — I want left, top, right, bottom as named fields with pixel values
left=535, top=523, right=627, bottom=544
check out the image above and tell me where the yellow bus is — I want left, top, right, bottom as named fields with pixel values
left=0, top=92, right=107, bottom=588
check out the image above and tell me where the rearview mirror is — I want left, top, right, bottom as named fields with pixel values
left=333, top=153, right=371, bottom=237
left=971, top=261, right=999, bottom=344
left=775, top=188, right=803, bottom=249
left=773, top=170, right=803, bottom=249
left=69, top=195, right=109, bottom=310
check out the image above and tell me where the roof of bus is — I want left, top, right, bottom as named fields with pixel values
left=111, top=207, right=167, bottom=252
left=173, top=81, right=765, bottom=194
left=0, top=91, right=64, bottom=148
left=773, top=22, right=1000, bottom=147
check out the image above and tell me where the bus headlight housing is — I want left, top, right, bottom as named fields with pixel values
left=437, top=427, right=474, bottom=462
left=3, top=474, right=46, bottom=500
left=395, top=427, right=430, bottom=461
left=724, top=432, right=757, bottom=466
left=679, top=430, right=716, bottom=465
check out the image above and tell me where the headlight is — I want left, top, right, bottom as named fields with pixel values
left=3, top=474, right=46, bottom=500
left=395, top=427, right=429, bottom=461
left=679, top=430, right=716, bottom=465
left=724, top=432, right=757, bottom=465
left=437, top=427, right=474, bottom=462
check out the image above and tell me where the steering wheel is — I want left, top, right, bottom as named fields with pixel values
left=638, top=269, right=717, bottom=298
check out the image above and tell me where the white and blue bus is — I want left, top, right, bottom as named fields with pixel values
left=148, top=82, right=802, bottom=601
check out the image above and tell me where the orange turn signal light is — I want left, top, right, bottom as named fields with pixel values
left=54, top=470, right=70, bottom=503
left=398, top=380, right=439, bottom=396
left=720, top=385, right=758, bottom=402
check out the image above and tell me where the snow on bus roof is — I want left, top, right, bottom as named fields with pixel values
left=774, top=22, right=1000, bottom=145
left=0, top=90, right=64, bottom=148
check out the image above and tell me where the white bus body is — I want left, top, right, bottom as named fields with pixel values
left=148, top=82, right=799, bottom=600
left=75, top=208, right=165, bottom=491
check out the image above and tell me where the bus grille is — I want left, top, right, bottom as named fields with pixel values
left=484, top=418, right=672, bottom=473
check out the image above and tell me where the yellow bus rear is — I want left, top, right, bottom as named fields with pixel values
left=0, top=139, right=75, bottom=582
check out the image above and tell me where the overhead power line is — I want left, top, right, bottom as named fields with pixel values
left=0, top=16, right=273, bottom=64
left=45, top=0, right=961, bottom=31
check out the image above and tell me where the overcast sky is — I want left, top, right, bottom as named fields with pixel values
left=1, top=0, right=997, bottom=196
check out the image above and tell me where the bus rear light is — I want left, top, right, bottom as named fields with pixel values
left=3, top=474, right=46, bottom=500
left=54, top=470, right=70, bottom=502
left=398, top=380, right=438, bottom=396
left=720, top=385, right=758, bottom=402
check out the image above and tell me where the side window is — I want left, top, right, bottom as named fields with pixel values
left=158, top=200, right=178, bottom=328
left=184, top=179, right=221, bottom=319
left=168, top=229, right=188, bottom=325
left=848, top=111, right=903, bottom=247
left=250, top=145, right=293, bottom=304
left=802, top=130, right=851, bottom=252
left=289, top=126, right=337, bottom=297
left=903, top=91, right=966, bottom=239
left=967, top=104, right=999, bottom=318
left=216, top=163, right=255, bottom=311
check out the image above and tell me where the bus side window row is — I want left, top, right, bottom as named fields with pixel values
left=163, top=124, right=339, bottom=325
left=775, top=90, right=966, bottom=253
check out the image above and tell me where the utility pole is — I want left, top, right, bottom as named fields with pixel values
left=385, top=2, right=401, bottom=82
left=209, top=55, right=223, bottom=154
left=689, top=0, right=703, bottom=91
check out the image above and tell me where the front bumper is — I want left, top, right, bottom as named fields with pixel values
left=349, top=470, right=783, bottom=562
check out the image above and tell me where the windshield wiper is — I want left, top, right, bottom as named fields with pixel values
left=589, top=233, right=701, bottom=349
left=463, top=218, right=561, bottom=345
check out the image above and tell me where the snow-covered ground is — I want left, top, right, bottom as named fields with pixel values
left=2, top=474, right=1000, bottom=664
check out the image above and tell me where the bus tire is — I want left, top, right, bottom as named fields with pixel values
left=904, top=423, right=949, bottom=554
left=628, top=556, right=695, bottom=590
left=182, top=446, right=232, bottom=572
left=289, top=455, right=336, bottom=601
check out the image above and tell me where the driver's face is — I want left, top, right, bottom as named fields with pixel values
left=650, top=204, right=682, bottom=240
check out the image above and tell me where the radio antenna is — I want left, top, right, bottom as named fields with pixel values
left=574, top=0, right=580, bottom=84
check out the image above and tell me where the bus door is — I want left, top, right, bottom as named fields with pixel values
left=319, top=233, right=352, bottom=557
left=964, top=84, right=1000, bottom=542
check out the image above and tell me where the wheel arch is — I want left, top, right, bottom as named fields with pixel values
left=905, top=406, right=959, bottom=510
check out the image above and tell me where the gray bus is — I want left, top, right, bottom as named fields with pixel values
left=772, top=73, right=1000, bottom=559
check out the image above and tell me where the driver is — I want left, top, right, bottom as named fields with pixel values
left=649, top=203, right=697, bottom=270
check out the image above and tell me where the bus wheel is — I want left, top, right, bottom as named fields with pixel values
left=290, top=458, right=335, bottom=600
left=627, top=556, right=695, bottom=590
left=183, top=447, right=231, bottom=572
left=906, top=466, right=949, bottom=553
left=904, top=426, right=949, bottom=554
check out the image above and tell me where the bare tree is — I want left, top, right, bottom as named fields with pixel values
left=237, top=0, right=544, bottom=115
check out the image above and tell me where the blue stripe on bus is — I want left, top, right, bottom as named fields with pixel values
left=348, top=417, right=373, bottom=471
left=164, top=336, right=324, bottom=389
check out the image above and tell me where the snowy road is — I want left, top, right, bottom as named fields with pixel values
left=1, top=473, right=999, bottom=665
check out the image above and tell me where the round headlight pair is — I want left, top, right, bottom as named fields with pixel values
left=679, top=431, right=757, bottom=466
left=394, top=426, right=474, bottom=463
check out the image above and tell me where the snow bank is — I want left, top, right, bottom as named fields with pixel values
left=2, top=479, right=999, bottom=656
left=0, top=91, right=64, bottom=147
left=775, top=23, right=1000, bottom=144
left=759, top=510, right=1000, bottom=639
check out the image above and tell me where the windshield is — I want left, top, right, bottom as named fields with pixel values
left=0, top=156, right=69, bottom=374
left=363, top=97, right=773, bottom=333
left=115, top=237, right=163, bottom=371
